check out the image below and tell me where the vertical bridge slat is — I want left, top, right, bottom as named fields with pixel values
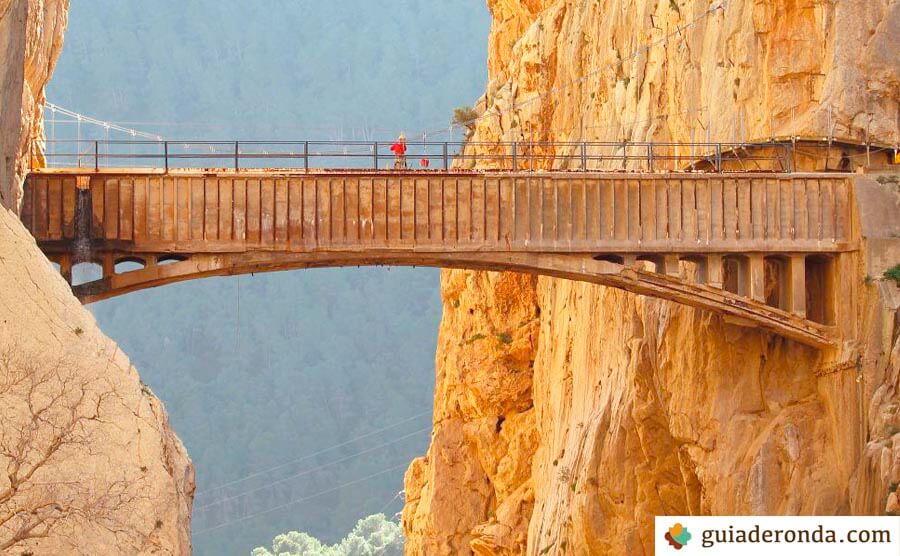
left=104, top=178, right=119, bottom=241
left=190, top=177, right=204, bottom=241
left=260, top=178, right=275, bottom=246
left=484, top=177, right=500, bottom=247
left=750, top=178, right=764, bottom=240
left=627, top=179, right=640, bottom=243
left=119, top=177, right=133, bottom=241
left=414, top=178, right=429, bottom=243
left=331, top=178, right=345, bottom=245
left=148, top=177, right=161, bottom=241
left=820, top=179, right=835, bottom=241
left=89, top=177, right=104, bottom=239
left=358, top=178, right=374, bottom=245
left=62, top=176, right=76, bottom=239
left=161, top=177, right=175, bottom=241
left=641, top=178, right=656, bottom=242
left=373, top=178, right=388, bottom=245
left=499, top=177, right=514, bottom=248
left=206, top=178, right=220, bottom=242
left=47, top=176, right=62, bottom=240
left=346, top=177, right=360, bottom=244
left=668, top=179, right=683, bottom=243
left=274, top=178, right=288, bottom=245
left=470, top=177, right=486, bottom=244
left=233, top=178, right=247, bottom=243
left=246, top=178, right=261, bottom=244
left=695, top=178, right=710, bottom=245
left=133, top=177, right=147, bottom=242
left=834, top=178, right=849, bottom=241
left=682, top=179, right=697, bottom=243
left=219, top=178, right=234, bottom=242
left=736, top=178, right=751, bottom=240
left=806, top=178, right=821, bottom=241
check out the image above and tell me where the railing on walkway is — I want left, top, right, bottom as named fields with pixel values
left=36, top=140, right=796, bottom=173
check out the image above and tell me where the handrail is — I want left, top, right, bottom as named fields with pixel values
left=37, top=139, right=798, bottom=173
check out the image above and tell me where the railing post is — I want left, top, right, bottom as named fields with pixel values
left=164, top=141, right=169, bottom=173
left=94, top=141, right=99, bottom=171
left=373, top=141, right=378, bottom=169
left=581, top=141, right=587, bottom=171
left=715, top=143, right=722, bottom=173
left=442, top=142, right=448, bottom=170
left=647, top=143, right=654, bottom=172
left=234, top=141, right=240, bottom=171
left=511, top=142, right=517, bottom=171
left=304, top=141, right=309, bottom=172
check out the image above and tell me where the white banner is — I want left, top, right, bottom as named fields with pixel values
left=654, top=516, right=900, bottom=555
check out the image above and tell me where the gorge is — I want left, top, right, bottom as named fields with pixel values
left=1, top=1, right=899, bottom=555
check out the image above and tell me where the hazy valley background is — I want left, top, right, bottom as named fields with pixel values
left=46, top=1, right=491, bottom=554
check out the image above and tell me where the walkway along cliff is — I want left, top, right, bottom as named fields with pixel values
left=401, top=1, right=900, bottom=555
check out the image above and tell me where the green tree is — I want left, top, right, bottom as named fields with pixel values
left=252, top=514, right=403, bottom=556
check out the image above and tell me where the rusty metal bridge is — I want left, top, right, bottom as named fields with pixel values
left=21, top=140, right=867, bottom=348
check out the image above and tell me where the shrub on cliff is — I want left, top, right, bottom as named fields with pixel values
left=884, top=264, right=900, bottom=286
left=452, top=105, right=479, bottom=131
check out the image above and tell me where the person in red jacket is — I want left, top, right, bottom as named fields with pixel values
left=390, top=133, right=407, bottom=169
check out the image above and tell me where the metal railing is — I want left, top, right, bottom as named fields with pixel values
left=36, top=140, right=796, bottom=173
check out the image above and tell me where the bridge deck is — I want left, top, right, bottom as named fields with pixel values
left=23, top=170, right=852, bottom=254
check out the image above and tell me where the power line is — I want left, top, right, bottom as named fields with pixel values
left=194, top=426, right=430, bottom=511
left=195, top=410, right=431, bottom=498
left=193, top=462, right=411, bottom=535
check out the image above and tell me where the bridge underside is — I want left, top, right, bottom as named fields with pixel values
left=57, top=250, right=835, bottom=348
left=22, top=170, right=853, bottom=349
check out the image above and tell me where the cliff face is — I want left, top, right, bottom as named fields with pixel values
left=403, top=1, right=900, bottom=555
left=0, top=2, right=194, bottom=553
left=0, top=0, right=66, bottom=211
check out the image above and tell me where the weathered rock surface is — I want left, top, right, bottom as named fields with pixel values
left=0, top=1, right=194, bottom=553
left=0, top=0, right=67, bottom=211
left=404, top=1, right=900, bottom=555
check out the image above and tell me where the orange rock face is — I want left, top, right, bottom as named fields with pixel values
left=403, top=1, right=900, bottom=555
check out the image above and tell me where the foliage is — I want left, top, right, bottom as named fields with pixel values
left=252, top=514, right=403, bottom=556
left=884, top=265, right=900, bottom=286
left=452, top=106, right=480, bottom=130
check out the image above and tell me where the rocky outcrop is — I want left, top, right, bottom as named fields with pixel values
left=404, top=1, right=900, bottom=555
left=475, top=0, right=899, bottom=148
left=0, top=0, right=67, bottom=211
left=0, top=1, right=194, bottom=553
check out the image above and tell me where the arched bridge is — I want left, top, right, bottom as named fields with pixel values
left=21, top=166, right=855, bottom=349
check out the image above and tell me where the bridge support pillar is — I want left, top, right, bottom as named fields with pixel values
left=706, top=255, right=723, bottom=288
left=749, top=254, right=766, bottom=303
left=662, top=254, right=681, bottom=277
left=101, top=252, right=114, bottom=279
left=623, top=254, right=638, bottom=269
left=58, top=254, right=72, bottom=285
left=788, top=255, right=807, bottom=318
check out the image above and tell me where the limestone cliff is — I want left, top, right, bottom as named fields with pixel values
left=0, top=1, right=194, bottom=553
left=403, top=1, right=900, bottom=555
left=0, top=0, right=66, bottom=211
